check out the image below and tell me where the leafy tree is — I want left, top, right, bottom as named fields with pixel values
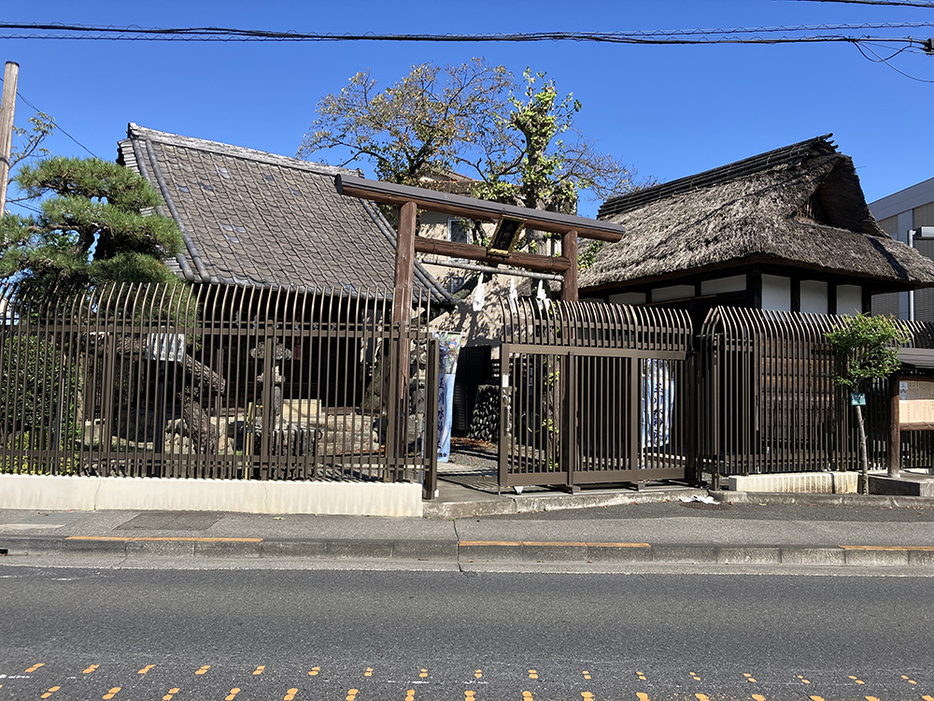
left=4, top=112, right=56, bottom=206
left=825, top=313, right=910, bottom=493
left=0, top=156, right=183, bottom=296
left=298, top=59, right=511, bottom=187
left=299, top=61, right=642, bottom=244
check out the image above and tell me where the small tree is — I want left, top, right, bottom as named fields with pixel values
left=825, top=313, right=910, bottom=493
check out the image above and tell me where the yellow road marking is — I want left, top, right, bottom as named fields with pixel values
left=922, top=696, right=934, bottom=701
left=253, top=665, right=265, bottom=675
left=365, top=667, right=374, bottom=677
left=347, top=689, right=359, bottom=701
left=744, top=672, right=757, bottom=683
left=810, top=696, right=826, bottom=701
left=840, top=545, right=934, bottom=551
left=636, top=671, right=647, bottom=681
left=465, top=692, right=476, bottom=700
left=40, top=687, right=60, bottom=699
left=474, top=669, right=482, bottom=679
left=849, top=675, right=865, bottom=685
left=528, top=669, right=538, bottom=679
left=690, top=672, right=701, bottom=681
left=583, top=670, right=591, bottom=680
left=308, top=666, right=320, bottom=676
left=162, top=689, right=180, bottom=701
left=196, top=665, right=210, bottom=675
left=83, top=665, right=99, bottom=674
left=225, top=689, right=241, bottom=701
left=752, top=695, right=767, bottom=701
left=405, top=690, right=415, bottom=701
left=581, top=693, right=595, bottom=700
left=138, top=665, right=155, bottom=674
left=901, top=674, right=918, bottom=685
left=419, top=668, right=428, bottom=678
left=798, top=675, right=810, bottom=684
left=284, top=689, right=298, bottom=701
left=637, top=693, right=650, bottom=701
left=523, top=692, right=534, bottom=700
left=695, top=695, right=710, bottom=701
left=66, top=536, right=262, bottom=543
left=25, top=663, right=44, bottom=673
left=102, top=687, right=121, bottom=699
left=459, top=540, right=650, bottom=548
left=865, top=696, right=882, bottom=701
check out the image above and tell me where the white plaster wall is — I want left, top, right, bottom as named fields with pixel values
left=800, top=280, right=828, bottom=315
left=762, top=275, right=791, bottom=311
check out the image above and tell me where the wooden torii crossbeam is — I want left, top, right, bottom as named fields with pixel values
left=335, top=175, right=626, bottom=322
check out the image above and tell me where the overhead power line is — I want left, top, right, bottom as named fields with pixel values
left=793, top=0, right=934, bottom=7
left=0, top=21, right=932, bottom=47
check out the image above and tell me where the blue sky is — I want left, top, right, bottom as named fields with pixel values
left=2, top=0, right=932, bottom=218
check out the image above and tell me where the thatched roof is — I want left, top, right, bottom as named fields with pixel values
left=580, top=135, right=934, bottom=292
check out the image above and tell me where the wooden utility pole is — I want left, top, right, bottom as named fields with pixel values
left=0, top=61, right=19, bottom=216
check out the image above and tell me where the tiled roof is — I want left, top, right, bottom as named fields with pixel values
left=118, top=123, right=453, bottom=303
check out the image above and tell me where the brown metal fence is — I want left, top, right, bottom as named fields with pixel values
left=698, top=307, right=934, bottom=485
left=0, top=282, right=438, bottom=488
left=499, top=299, right=696, bottom=489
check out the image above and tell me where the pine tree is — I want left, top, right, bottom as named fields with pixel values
left=0, top=156, right=183, bottom=296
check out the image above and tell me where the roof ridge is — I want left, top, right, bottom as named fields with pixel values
left=125, top=123, right=360, bottom=177
left=599, top=134, right=837, bottom=218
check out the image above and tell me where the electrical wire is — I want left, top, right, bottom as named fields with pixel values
left=0, top=21, right=932, bottom=44
left=792, top=0, right=934, bottom=7
left=0, top=75, right=100, bottom=159
left=854, top=40, right=934, bottom=78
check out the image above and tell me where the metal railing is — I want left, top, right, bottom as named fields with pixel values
left=500, top=299, right=696, bottom=489
left=698, top=307, right=934, bottom=484
left=0, top=282, right=437, bottom=487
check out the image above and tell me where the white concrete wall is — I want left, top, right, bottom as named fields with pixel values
left=0, top=474, right=424, bottom=517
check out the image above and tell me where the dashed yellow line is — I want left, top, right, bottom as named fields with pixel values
left=66, top=536, right=262, bottom=543
left=419, top=668, right=428, bottom=678
left=162, top=688, right=180, bottom=701
left=284, top=689, right=298, bottom=701
left=849, top=675, right=866, bottom=685
left=83, top=665, right=99, bottom=674
left=308, top=666, right=320, bottom=676
left=346, top=689, right=359, bottom=701
left=752, top=695, right=767, bottom=701
left=902, top=674, right=918, bottom=685
left=523, top=692, right=534, bottom=701
left=40, top=687, right=59, bottom=699
left=865, top=696, right=882, bottom=701
left=636, top=671, right=647, bottom=681
left=138, top=665, right=156, bottom=675
left=581, top=693, right=595, bottom=701
left=810, top=695, right=826, bottom=701
left=404, top=690, right=415, bottom=701
left=798, top=675, right=810, bottom=684
left=695, top=695, right=710, bottom=701
left=582, top=670, right=591, bottom=680
left=922, top=695, right=934, bottom=701
left=195, top=665, right=210, bottom=675
left=637, top=693, right=650, bottom=701
left=25, top=663, right=44, bottom=673
left=365, top=667, right=374, bottom=677
left=474, top=669, right=482, bottom=679
left=744, top=672, right=757, bottom=683
left=689, top=671, right=701, bottom=681
left=102, top=687, right=121, bottom=699
left=528, top=669, right=538, bottom=679
left=225, top=689, right=241, bottom=701
left=252, top=665, right=265, bottom=676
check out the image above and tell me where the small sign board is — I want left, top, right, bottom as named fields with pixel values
left=850, top=392, right=866, bottom=406
left=899, top=379, right=934, bottom=427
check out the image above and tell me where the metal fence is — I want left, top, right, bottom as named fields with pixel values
left=0, top=282, right=437, bottom=488
left=499, top=299, right=696, bottom=489
left=698, top=307, right=934, bottom=485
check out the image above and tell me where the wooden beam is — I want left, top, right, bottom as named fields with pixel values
left=393, top=201, right=417, bottom=325
left=561, top=229, right=579, bottom=303
left=336, top=174, right=625, bottom=243
left=413, top=236, right=571, bottom=273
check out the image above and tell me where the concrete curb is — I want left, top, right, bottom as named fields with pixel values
left=710, top=490, right=934, bottom=509
left=4, top=536, right=934, bottom=568
left=423, top=487, right=708, bottom=519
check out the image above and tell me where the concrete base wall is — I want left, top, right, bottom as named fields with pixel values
left=0, top=474, right=424, bottom=517
left=723, top=471, right=860, bottom=494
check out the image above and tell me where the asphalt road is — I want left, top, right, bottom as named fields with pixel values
left=2, top=565, right=934, bottom=700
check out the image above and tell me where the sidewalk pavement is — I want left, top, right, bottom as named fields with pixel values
left=3, top=474, right=934, bottom=569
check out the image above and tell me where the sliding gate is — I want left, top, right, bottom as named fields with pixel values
left=499, top=300, right=696, bottom=490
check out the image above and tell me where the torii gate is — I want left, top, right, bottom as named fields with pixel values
left=335, top=175, right=626, bottom=493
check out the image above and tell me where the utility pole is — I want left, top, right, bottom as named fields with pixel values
left=0, top=61, right=19, bottom=215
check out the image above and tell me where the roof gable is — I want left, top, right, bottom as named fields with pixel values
left=581, top=135, right=934, bottom=292
left=118, top=124, right=452, bottom=302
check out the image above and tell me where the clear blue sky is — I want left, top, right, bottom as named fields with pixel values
left=3, top=0, right=932, bottom=218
